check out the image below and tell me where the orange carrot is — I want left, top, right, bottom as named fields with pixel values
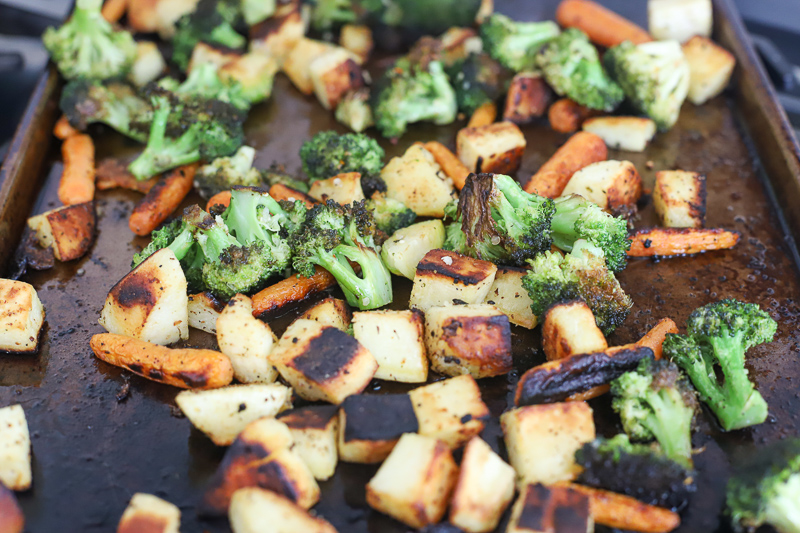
left=101, top=0, right=128, bottom=23
left=128, top=164, right=197, bottom=236
left=637, top=318, right=679, bottom=360
left=268, top=184, right=317, bottom=207
left=628, top=228, right=741, bottom=257
left=467, top=101, right=497, bottom=128
left=424, top=141, right=471, bottom=190
left=524, top=131, right=607, bottom=197
left=53, top=115, right=79, bottom=140
left=548, top=98, right=599, bottom=133
left=58, top=134, right=96, bottom=205
left=251, top=266, right=337, bottom=317
left=95, top=158, right=158, bottom=193
left=567, top=385, right=610, bottom=402
left=207, top=191, right=232, bottom=213
left=556, top=0, right=652, bottom=48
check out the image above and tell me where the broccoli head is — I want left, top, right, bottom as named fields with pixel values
left=132, top=219, right=184, bottom=268
left=172, top=0, right=246, bottom=70
left=43, top=0, right=136, bottom=81
left=222, top=186, right=292, bottom=270
left=663, top=299, right=777, bottom=431
left=610, top=357, right=698, bottom=467
left=381, top=0, right=483, bottom=39
left=299, top=130, right=385, bottom=182
left=727, top=438, right=800, bottom=533
left=535, top=28, right=624, bottom=111
left=162, top=62, right=250, bottom=111
left=446, top=52, right=509, bottom=115
left=309, top=0, right=358, bottom=33
left=576, top=434, right=696, bottom=511
left=60, top=79, right=152, bottom=142
left=480, top=14, right=560, bottom=72
left=335, top=88, right=375, bottom=133
left=194, top=146, right=265, bottom=199
left=604, top=40, right=690, bottom=131
left=366, top=193, right=416, bottom=236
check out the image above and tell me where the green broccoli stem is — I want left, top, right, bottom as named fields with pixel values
left=210, top=23, right=246, bottom=49
left=765, top=474, right=800, bottom=533
left=640, top=388, right=694, bottom=467
left=315, top=245, right=391, bottom=310
left=167, top=228, right=196, bottom=260
left=550, top=198, right=583, bottom=251
left=196, top=225, right=240, bottom=263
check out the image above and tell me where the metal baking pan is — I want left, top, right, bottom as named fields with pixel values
left=1, top=0, right=799, bottom=531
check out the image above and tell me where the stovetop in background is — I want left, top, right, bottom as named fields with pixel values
left=0, top=0, right=798, bottom=163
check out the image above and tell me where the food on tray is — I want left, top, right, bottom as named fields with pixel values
left=0, top=280, right=45, bottom=354
left=652, top=170, right=707, bottom=228
left=116, top=493, right=181, bottom=533
left=0, top=405, right=31, bottom=491
left=0, top=481, right=24, bottom=533
left=26, top=202, right=96, bottom=262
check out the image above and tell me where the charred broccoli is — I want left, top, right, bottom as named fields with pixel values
left=160, top=62, right=250, bottom=111
left=480, top=14, right=560, bottom=72
left=43, top=0, right=136, bottom=80
left=131, top=217, right=206, bottom=293
left=663, top=299, right=777, bottom=431
left=60, top=79, right=152, bottom=142
left=299, top=130, right=385, bottom=182
left=446, top=52, right=509, bottom=115
left=366, top=193, right=416, bottom=235
left=194, top=146, right=265, bottom=199
left=172, top=0, right=246, bottom=70
left=535, top=28, right=624, bottom=111
left=604, top=40, right=690, bottom=131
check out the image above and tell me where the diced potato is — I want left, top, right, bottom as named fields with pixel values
left=270, top=319, right=377, bottom=404
left=483, top=267, right=536, bottom=329
left=249, top=4, right=307, bottom=64
left=188, top=292, right=224, bottom=334
left=0, top=482, right=24, bottom=533
left=99, top=249, right=188, bottom=346
left=175, top=383, right=292, bottom=446
left=278, top=405, right=339, bottom=481
left=339, top=24, right=373, bottom=64
left=366, top=433, right=458, bottom=529
left=0, top=405, right=31, bottom=491
left=228, top=488, right=337, bottom=533
left=425, top=304, right=512, bottom=379
left=282, top=38, right=336, bottom=94
left=381, top=144, right=456, bottom=218
left=219, top=51, right=280, bottom=103
left=476, top=0, right=494, bottom=24
left=542, top=300, right=607, bottom=362
left=409, top=249, right=497, bottom=313
left=188, top=42, right=241, bottom=73
left=449, top=437, right=515, bottom=533
left=308, top=172, right=365, bottom=204
left=128, top=0, right=199, bottom=37
left=381, top=220, right=446, bottom=280
left=507, top=483, right=593, bottom=533
left=117, top=493, right=180, bottom=533
left=338, top=394, right=419, bottom=464
left=310, top=48, right=365, bottom=110
left=582, top=116, right=657, bottom=152
left=27, top=202, right=96, bottom=261
left=501, top=403, right=595, bottom=487
left=216, top=294, right=277, bottom=384
left=683, top=36, right=736, bottom=105
left=128, top=41, right=167, bottom=88
left=560, top=160, right=643, bottom=213
left=335, top=88, right=374, bottom=133
left=440, top=27, right=482, bottom=65
left=409, top=375, right=489, bottom=449
left=652, top=170, right=707, bottom=228
left=648, top=0, right=712, bottom=43
left=297, top=297, right=351, bottom=331
left=351, top=310, right=428, bottom=383
left=503, top=73, right=551, bottom=124
left=457, top=122, right=526, bottom=174
left=0, top=280, right=44, bottom=354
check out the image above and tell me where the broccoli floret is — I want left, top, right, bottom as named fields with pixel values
left=222, top=186, right=293, bottom=267
left=610, top=358, right=698, bottom=467
left=551, top=194, right=630, bottom=272
left=60, top=79, right=152, bottom=142
left=535, top=28, right=624, bottom=111
left=162, top=62, right=250, bottom=111
left=131, top=219, right=184, bottom=268
left=291, top=201, right=392, bottom=310
left=370, top=38, right=457, bottom=138
left=194, top=146, right=265, bottom=199
left=480, top=14, right=560, bottom=72
left=130, top=218, right=206, bottom=292
left=381, top=0, right=482, bottom=38
left=242, top=0, right=276, bottom=25
left=663, top=299, right=777, bottom=431
left=335, top=88, right=375, bottom=133
left=43, top=0, right=136, bottom=81
left=128, top=91, right=245, bottom=180
left=522, top=240, right=632, bottom=334
left=446, top=52, right=509, bottom=115
left=604, top=40, right=690, bottom=131
left=172, top=0, right=246, bottom=70
left=366, top=193, right=416, bottom=235
left=309, top=0, right=358, bottom=32
left=299, top=130, right=385, bottom=182
left=262, top=163, right=310, bottom=193
left=727, top=438, right=800, bottom=533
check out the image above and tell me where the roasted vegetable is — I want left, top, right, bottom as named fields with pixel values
left=171, top=0, right=246, bottom=70
left=366, top=193, right=416, bottom=236
left=446, top=52, right=508, bottom=115
left=299, top=130, right=384, bottom=183
left=194, top=146, right=264, bottom=199
left=159, top=62, right=250, bottom=111
left=480, top=13, right=560, bottom=72
left=60, top=79, right=152, bottom=142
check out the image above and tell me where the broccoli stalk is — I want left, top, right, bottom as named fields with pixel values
left=194, top=146, right=265, bottom=199
left=310, top=0, right=358, bottom=32
left=299, top=130, right=385, bottom=182
left=480, top=14, right=560, bottom=72
left=663, top=299, right=777, bottom=431
left=60, top=79, right=152, bottom=142
left=43, top=0, right=136, bottom=80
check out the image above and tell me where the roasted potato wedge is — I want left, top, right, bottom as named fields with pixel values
left=561, top=160, right=643, bottom=213
left=297, top=297, right=351, bottom=331
left=457, top=122, right=526, bottom=174
left=278, top=406, right=339, bottom=481
left=228, top=488, right=337, bottom=533
left=187, top=292, right=225, bottom=334
left=338, top=394, right=419, bottom=464
left=27, top=202, right=96, bottom=261
left=351, top=309, right=428, bottom=383
left=308, top=172, right=365, bottom=204
left=409, top=249, right=498, bottom=313
left=381, top=144, right=456, bottom=218
left=117, top=493, right=181, bottom=533
left=653, top=170, right=707, bottom=228
left=0, top=279, right=45, bottom=354
left=542, top=300, right=607, bottom=361
left=0, top=405, right=31, bottom=491
left=216, top=295, right=277, bottom=384
left=483, top=266, right=537, bottom=329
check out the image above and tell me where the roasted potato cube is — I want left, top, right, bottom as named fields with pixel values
left=308, top=172, right=365, bottom=204
left=0, top=405, right=30, bottom=491
left=339, top=24, right=373, bottom=64
left=228, top=487, right=337, bottom=533
left=366, top=433, right=459, bottom=529
left=218, top=52, right=280, bottom=103
left=501, top=403, right=595, bottom=486
left=278, top=405, right=339, bottom=480
left=338, top=394, right=419, bottom=463
left=652, top=170, right=707, bottom=228
left=440, top=27, right=483, bottom=65
left=128, top=41, right=166, bottom=88
left=581, top=116, right=657, bottom=152
left=99, top=248, right=188, bottom=346
left=381, top=144, right=456, bottom=218
left=283, top=38, right=336, bottom=94
left=176, top=383, right=292, bottom=446
left=217, top=294, right=277, bottom=384
left=409, top=375, right=490, bottom=449
left=0, top=280, right=44, bottom=354
left=117, top=493, right=180, bottom=533
left=27, top=202, right=95, bottom=261
left=507, top=483, right=593, bottom=533
left=381, top=220, right=446, bottom=280
left=188, top=42, right=241, bottom=73
left=351, top=310, right=428, bottom=383
left=297, top=297, right=351, bottom=331
left=449, top=437, right=516, bottom=533
left=310, top=48, right=365, bottom=110
left=484, top=266, right=537, bottom=329
left=457, top=122, right=526, bottom=174
left=249, top=3, right=307, bottom=64
left=0, top=482, right=24, bottom=533
left=188, top=292, right=224, bottom=334
left=128, top=0, right=199, bottom=37
left=560, top=160, right=643, bottom=213
left=425, top=304, right=512, bottom=379
left=542, top=300, right=607, bottom=362
left=409, top=249, right=498, bottom=313
left=683, top=35, right=736, bottom=105
left=270, top=319, right=377, bottom=404
left=504, top=73, right=551, bottom=124
left=648, top=0, right=712, bottom=43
